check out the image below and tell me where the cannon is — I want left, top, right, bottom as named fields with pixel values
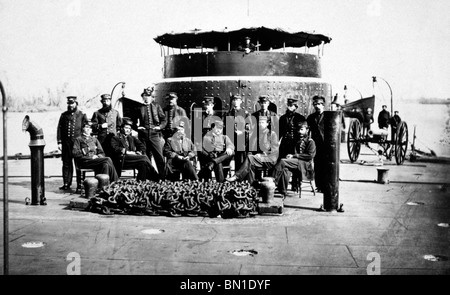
left=342, top=83, right=409, bottom=165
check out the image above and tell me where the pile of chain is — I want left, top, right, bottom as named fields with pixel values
left=88, top=179, right=259, bottom=218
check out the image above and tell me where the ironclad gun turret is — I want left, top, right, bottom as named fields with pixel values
left=120, top=26, right=333, bottom=132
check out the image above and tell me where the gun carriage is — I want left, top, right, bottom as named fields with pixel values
left=343, top=89, right=408, bottom=165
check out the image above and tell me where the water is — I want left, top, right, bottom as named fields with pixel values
left=397, top=102, right=450, bottom=157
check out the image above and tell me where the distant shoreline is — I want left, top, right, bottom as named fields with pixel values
left=418, top=98, right=450, bottom=104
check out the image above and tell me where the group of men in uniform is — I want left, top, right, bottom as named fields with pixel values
left=57, top=86, right=328, bottom=198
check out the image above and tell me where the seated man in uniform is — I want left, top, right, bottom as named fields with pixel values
left=198, top=120, right=234, bottom=182
left=163, top=121, right=198, bottom=181
left=226, top=116, right=279, bottom=185
left=110, top=118, right=159, bottom=182
left=72, top=121, right=119, bottom=184
left=272, top=121, right=316, bottom=199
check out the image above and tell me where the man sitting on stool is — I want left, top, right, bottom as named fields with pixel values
left=110, top=118, right=159, bottom=182
left=272, top=121, right=316, bottom=199
left=163, top=121, right=198, bottom=181
left=226, top=116, right=279, bottom=185
left=198, top=120, right=234, bottom=182
left=72, top=120, right=119, bottom=187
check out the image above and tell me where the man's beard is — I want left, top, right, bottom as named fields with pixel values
left=101, top=104, right=112, bottom=112
left=67, top=105, right=77, bottom=113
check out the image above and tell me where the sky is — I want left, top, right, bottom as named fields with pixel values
left=1, top=0, right=450, bottom=103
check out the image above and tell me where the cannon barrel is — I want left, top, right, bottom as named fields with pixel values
left=367, top=128, right=388, bottom=138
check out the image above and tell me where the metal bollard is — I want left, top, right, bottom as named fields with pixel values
left=95, top=174, right=110, bottom=191
left=22, top=115, right=46, bottom=205
left=377, top=168, right=390, bottom=184
left=259, top=177, right=276, bottom=203
left=83, top=177, right=98, bottom=198
left=322, top=111, right=342, bottom=212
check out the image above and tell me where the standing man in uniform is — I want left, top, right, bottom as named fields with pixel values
left=224, top=94, right=250, bottom=172
left=390, top=110, right=402, bottom=137
left=306, top=95, right=326, bottom=193
left=363, top=107, right=374, bottom=136
left=377, top=104, right=390, bottom=130
left=57, top=96, right=88, bottom=191
left=278, top=97, right=305, bottom=192
left=134, top=87, right=167, bottom=178
left=162, top=92, right=188, bottom=140
left=91, top=93, right=122, bottom=157
left=201, top=97, right=221, bottom=137
left=278, top=97, right=305, bottom=159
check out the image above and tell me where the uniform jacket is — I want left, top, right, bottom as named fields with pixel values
left=163, top=136, right=197, bottom=160
left=292, top=135, right=316, bottom=180
left=163, top=135, right=197, bottom=175
left=224, top=108, right=250, bottom=151
left=377, top=110, right=390, bottom=129
left=162, top=105, right=188, bottom=138
left=163, top=105, right=187, bottom=128
left=134, top=103, right=167, bottom=139
left=201, top=111, right=221, bottom=137
left=256, top=129, right=279, bottom=162
left=110, top=133, right=146, bottom=158
left=279, top=111, right=305, bottom=140
left=307, top=111, right=325, bottom=146
left=57, top=109, right=88, bottom=144
left=91, top=107, right=122, bottom=143
left=251, top=109, right=278, bottom=127
left=72, top=135, right=105, bottom=161
left=201, top=131, right=234, bottom=157
left=249, top=109, right=278, bottom=152
left=224, top=108, right=249, bottom=133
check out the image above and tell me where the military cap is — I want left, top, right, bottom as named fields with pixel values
left=100, top=94, right=111, bottom=101
left=212, top=119, right=224, bottom=129
left=230, top=94, right=242, bottom=101
left=287, top=97, right=298, bottom=105
left=67, top=96, right=77, bottom=104
left=166, top=92, right=178, bottom=100
left=141, top=86, right=154, bottom=97
left=297, top=120, right=308, bottom=128
left=202, top=97, right=214, bottom=105
left=121, top=117, right=133, bottom=127
left=312, top=96, right=325, bottom=104
left=82, top=120, right=93, bottom=128
left=144, top=85, right=154, bottom=93
left=258, top=95, right=270, bottom=103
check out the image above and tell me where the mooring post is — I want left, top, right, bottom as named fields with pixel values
left=322, top=111, right=342, bottom=212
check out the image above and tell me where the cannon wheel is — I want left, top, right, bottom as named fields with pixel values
left=395, top=121, right=408, bottom=165
left=347, top=119, right=362, bottom=162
